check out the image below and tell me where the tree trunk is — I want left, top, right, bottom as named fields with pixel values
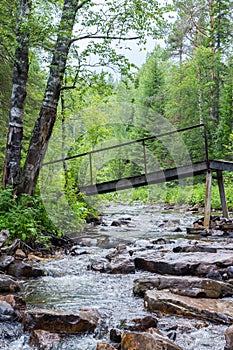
left=17, top=0, right=81, bottom=196
left=2, top=0, right=31, bottom=189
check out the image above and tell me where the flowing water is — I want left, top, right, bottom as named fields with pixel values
left=1, top=203, right=228, bottom=349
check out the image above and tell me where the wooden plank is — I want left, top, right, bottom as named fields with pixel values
left=204, top=170, right=212, bottom=228
left=80, top=161, right=208, bottom=195
left=217, top=170, right=229, bottom=218
left=210, top=160, right=233, bottom=172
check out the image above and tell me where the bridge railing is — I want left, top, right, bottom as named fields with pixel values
left=44, top=123, right=209, bottom=187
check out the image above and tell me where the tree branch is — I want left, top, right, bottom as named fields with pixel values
left=70, top=35, right=141, bottom=44
left=75, top=0, right=91, bottom=12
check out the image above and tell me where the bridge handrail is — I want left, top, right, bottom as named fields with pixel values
left=43, top=123, right=208, bottom=166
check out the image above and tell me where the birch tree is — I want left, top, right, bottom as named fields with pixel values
left=3, top=0, right=165, bottom=195
left=2, top=0, right=31, bottom=188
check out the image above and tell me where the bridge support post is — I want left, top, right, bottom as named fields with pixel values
left=217, top=170, right=229, bottom=219
left=204, top=170, right=212, bottom=228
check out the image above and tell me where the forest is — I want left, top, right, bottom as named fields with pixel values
left=0, top=0, right=232, bottom=245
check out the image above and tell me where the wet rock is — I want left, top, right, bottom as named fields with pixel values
left=144, top=289, right=233, bottom=324
left=107, top=257, right=135, bottom=274
left=173, top=245, right=217, bottom=253
left=96, top=342, right=118, bottom=350
left=23, top=308, right=99, bottom=333
left=91, top=256, right=135, bottom=274
left=0, top=300, right=17, bottom=322
left=90, top=257, right=109, bottom=272
left=91, top=245, right=135, bottom=274
left=69, top=244, right=91, bottom=256
left=15, top=248, right=27, bottom=259
left=111, top=220, right=122, bottom=227
left=0, top=230, right=10, bottom=247
left=0, top=255, right=14, bottom=270
left=0, top=239, right=21, bottom=255
left=133, top=275, right=233, bottom=298
left=127, top=316, right=158, bottom=331
left=0, top=295, right=26, bottom=321
left=224, top=325, right=233, bottom=350
left=134, top=251, right=233, bottom=277
left=7, top=260, right=45, bottom=278
left=110, top=328, right=122, bottom=343
left=205, top=267, right=223, bottom=281
left=30, top=330, right=61, bottom=350
left=0, top=274, right=21, bottom=292
left=151, top=238, right=172, bottom=245
left=106, top=244, right=128, bottom=260
left=121, top=329, right=183, bottom=350
left=226, top=266, right=233, bottom=278
left=111, top=219, right=130, bottom=227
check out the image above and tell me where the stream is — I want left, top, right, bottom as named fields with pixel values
left=1, top=203, right=228, bottom=349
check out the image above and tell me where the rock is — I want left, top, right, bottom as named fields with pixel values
left=91, top=245, right=135, bottom=274
left=0, top=274, right=21, bottom=293
left=121, top=330, right=183, bottom=350
left=111, top=220, right=121, bottom=227
left=173, top=245, right=217, bottom=253
left=226, top=266, right=233, bottom=278
left=96, top=342, right=118, bottom=350
left=0, top=239, right=21, bottom=255
left=205, top=267, right=223, bottom=281
left=106, top=244, right=128, bottom=260
left=7, top=261, right=45, bottom=278
left=133, top=275, right=233, bottom=298
left=23, top=308, right=99, bottom=333
left=0, top=300, right=16, bottom=322
left=134, top=251, right=233, bottom=277
left=90, top=257, right=109, bottom=272
left=128, top=316, right=158, bottom=331
left=151, top=238, right=171, bottom=245
left=110, top=328, right=122, bottom=343
left=144, top=289, right=233, bottom=324
left=0, top=230, right=10, bottom=247
left=91, top=256, right=135, bottom=274
left=107, top=257, right=135, bottom=274
left=30, top=330, right=61, bottom=350
left=15, top=249, right=27, bottom=259
left=0, top=295, right=26, bottom=322
left=224, top=325, right=233, bottom=350
left=0, top=255, right=14, bottom=270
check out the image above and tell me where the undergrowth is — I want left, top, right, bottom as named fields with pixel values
left=0, top=188, right=62, bottom=247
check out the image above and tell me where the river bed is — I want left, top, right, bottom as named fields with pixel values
left=2, top=203, right=229, bottom=349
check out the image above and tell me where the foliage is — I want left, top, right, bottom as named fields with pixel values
left=0, top=188, right=61, bottom=246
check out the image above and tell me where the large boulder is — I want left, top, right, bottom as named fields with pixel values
left=121, top=329, right=183, bottom=350
left=23, top=308, right=99, bottom=334
left=7, top=261, right=45, bottom=278
left=144, top=289, right=233, bottom=324
left=134, top=251, right=233, bottom=277
left=133, top=275, right=233, bottom=298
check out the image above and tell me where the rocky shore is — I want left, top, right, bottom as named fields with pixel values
left=1, top=213, right=233, bottom=349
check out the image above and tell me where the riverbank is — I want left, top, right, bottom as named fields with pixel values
left=1, top=203, right=233, bottom=349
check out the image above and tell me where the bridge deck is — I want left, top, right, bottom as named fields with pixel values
left=80, top=160, right=233, bottom=196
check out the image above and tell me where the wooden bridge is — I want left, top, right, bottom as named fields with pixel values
left=44, top=124, right=233, bottom=228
